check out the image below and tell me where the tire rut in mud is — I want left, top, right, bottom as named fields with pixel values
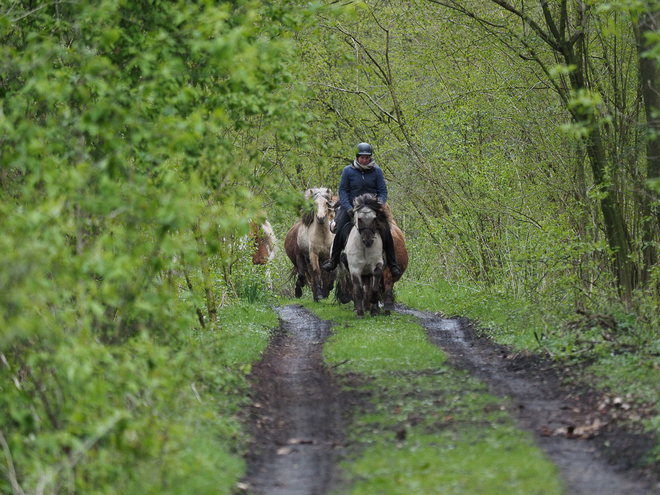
left=243, top=305, right=344, bottom=495
left=399, top=305, right=658, bottom=495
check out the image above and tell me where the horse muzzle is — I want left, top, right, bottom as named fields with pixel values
left=316, top=215, right=326, bottom=225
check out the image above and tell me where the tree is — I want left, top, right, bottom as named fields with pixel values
left=421, top=0, right=657, bottom=300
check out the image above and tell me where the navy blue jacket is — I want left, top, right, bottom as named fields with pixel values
left=338, top=164, right=388, bottom=212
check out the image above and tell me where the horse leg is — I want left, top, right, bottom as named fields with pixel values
left=295, top=254, right=306, bottom=298
left=321, top=260, right=335, bottom=297
left=352, top=273, right=365, bottom=318
left=310, top=253, right=323, bottom=302
left=370, top=265, right=383, bottom=317
left=382, top=270, right=394, bottom=315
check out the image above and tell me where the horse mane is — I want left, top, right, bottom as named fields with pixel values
left=301, top=208, right=315, bottom=226
left=353, top=193, right=393, bottom=229
left=301, top=187, right=332, bottom=226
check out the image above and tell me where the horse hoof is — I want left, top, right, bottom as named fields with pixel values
left=356, top=314, right=364, bottom=319
left=295, top=287, right=302, bottom=298
left=384, top=309, right=391, bottom=316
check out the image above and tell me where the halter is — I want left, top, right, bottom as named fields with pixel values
left=357, top=226, right=377, bottom=235
left=353, top=204, right=377, bottom=235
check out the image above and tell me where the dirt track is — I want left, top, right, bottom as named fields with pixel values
left=399, top=307, right=658, bottom=495
left=243, top=305, right=658, bottom=494
left=244, top=305, right=344, bottom=495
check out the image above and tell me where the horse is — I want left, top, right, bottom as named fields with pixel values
left=250, top=220, right=277, bottom=265
left=284, top=187, right=335, bottom=301
left=334, top=196, right=408, bottom=316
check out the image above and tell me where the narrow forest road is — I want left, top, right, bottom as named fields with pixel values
left=244, top=305, right=344, bottom=495
left=243, top=305, right=658, bottom=494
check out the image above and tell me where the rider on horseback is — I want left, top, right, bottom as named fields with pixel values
left=322, top=143, right=402, bottom=277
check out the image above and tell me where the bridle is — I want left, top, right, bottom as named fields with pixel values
left=353, top=205, right=377, bottom=235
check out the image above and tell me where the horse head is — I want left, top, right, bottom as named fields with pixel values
left=352, top=194, right=384, bottom=248
left=303, top=187, right=333, bottom=226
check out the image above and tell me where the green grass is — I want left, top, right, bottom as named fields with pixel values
left=298, top=298, right=565, bottom=495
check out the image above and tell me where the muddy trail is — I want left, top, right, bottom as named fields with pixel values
left=243, top=305, right=658, bottom=494
left=244, top=305, right=344, bottom=495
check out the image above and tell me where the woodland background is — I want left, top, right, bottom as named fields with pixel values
left=1, top=0, right=659, bottom=492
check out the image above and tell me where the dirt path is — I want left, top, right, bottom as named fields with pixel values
left=244, top=304, right=658, bottom=494
left=400, top=306, right=658, bottom=495
left=243, top=305, right=344, bottom=495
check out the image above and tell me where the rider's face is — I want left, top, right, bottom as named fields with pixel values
left=357, top=154, right=371, bottom=165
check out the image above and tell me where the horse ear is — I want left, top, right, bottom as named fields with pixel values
left=304, top=189, right=313, bottom=200
left=326, top=189, right=333, bottom=198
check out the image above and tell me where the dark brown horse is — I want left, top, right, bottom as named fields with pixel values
left=334, top=196, right=407, bottom=315
left=284, top=188, right=336, bottom=301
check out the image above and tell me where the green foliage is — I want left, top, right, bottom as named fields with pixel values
left=0, top=301, right=275, bottom=494
left=0, top=0, right=310, bottom=491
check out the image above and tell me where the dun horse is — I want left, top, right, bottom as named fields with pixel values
left=334, top=195, right=408, bottom=316
left=284, top=187, right=335, bottom=301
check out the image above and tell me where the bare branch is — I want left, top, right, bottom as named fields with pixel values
left=311, top=82, right=399, bottom=122
left=488, top=0, right=560, bottom=50
left=0, top=429, right=25, bottom=495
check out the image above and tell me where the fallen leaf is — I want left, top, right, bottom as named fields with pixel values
left=541, top=426, right=553, bottom=436
left=561, top=418, right=607, bottom=439
left=277, top=447, right=293, bottom=455
left=287, top=438, right=314, bottom=445
left=236, top=482, right=250, bottom=491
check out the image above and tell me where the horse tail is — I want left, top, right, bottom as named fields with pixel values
left=288, top=264, right=298, bottom=282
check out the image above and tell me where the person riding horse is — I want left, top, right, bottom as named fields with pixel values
left=322, top=142, right=402, bottom=278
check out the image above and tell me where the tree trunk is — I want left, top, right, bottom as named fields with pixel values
left=194, top=223, right=217, bottom=328
left=565, top=38, right=636, bottom=300
left=634, top=9, right=660, bottom=230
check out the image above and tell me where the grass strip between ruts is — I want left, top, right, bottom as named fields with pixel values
left=294, top=298, right=565, bottom=495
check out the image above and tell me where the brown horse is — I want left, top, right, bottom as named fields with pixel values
left=250, top=221, right=277, bottom=265
left=284, top=188, right=336, bottom=301
left=334, top=198, right=407, bottom=315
